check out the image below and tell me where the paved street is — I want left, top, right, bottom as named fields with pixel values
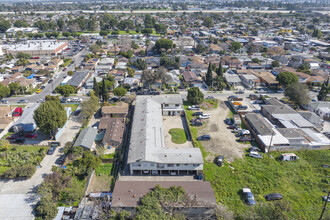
left=3, top=49, right=88, bottom=104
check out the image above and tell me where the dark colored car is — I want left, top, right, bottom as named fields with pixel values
left=41, top=86, right=45, bottom=90
left=192, top=112, right=203, bottom=116
left=48, top=79, right=53, bottom=84
left=238, top=136, right=253, bottom=142
left=238, top=105, right=248, bottom=110
left=190, top=118, right=201, bottom=123
left=264, top=193, right=283, bottom=201
left=24, top=133, right=37, bottom=138
left=197, top=135, right=211, bottom=141
left=6, top=134, right=19, bottom=140
left=191, top=121, right=203, bottom=126
left=215, top=155, right=224, bottom=167
left=236, top=90, right=245, bottom=94
left=12, top=137, right=25, bottom=144
left=73, top=109, right=81, bottom=116
left=243, top=188, right=256, bottom=206
left=228, top=125, right=238, bottom=129
left=228, top=95, right=238, bottom=100
left=225, top=118, right=234, bottom=125
left=17, top=99, right=27, bottom=103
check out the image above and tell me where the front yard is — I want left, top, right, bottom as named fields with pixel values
left=185, top=100, right=330, bottom=219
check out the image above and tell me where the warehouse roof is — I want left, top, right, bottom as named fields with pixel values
left=2, top=40, right=66, bottom=52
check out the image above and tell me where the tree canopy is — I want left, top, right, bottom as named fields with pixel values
left=230, top=42, right=241, bottom=52
left=113, top=87, right=127, bottom=98
left=187, top=87, right=204, bottom=105
left=33, top=101, right=67, bottom=136
left=55, top=85, right=76, bottom=97
left=0, top=84, right=10, bottom=99
left=285, top=82, right=310, bottom=106
left=276, top=71, right=299, bottom=87
left=154, top=38, right=173, bottom=52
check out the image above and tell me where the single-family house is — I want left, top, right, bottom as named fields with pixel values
left=101, top=101, right=129, bottom=118
left=73, top=127, right=98, bottom=151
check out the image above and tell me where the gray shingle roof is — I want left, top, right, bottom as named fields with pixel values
left=245, top=113, right=273, bottom=136
left=74, top=127, right=97, bottom=150
left=67, top=71, right=89, bottom=87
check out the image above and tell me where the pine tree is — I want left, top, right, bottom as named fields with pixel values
left=217, top=59, right=224, bottom=78
left=206, top=63, right=213, bottom=87
left=93, top=77, right=100, bottom=97
left=317, top=77, right=329, bottom=101
left=101, top=78, right=109, bottom=102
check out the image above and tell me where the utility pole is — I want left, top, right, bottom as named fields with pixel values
left=319, top=191, right=329, bottom=220
left=267, top=131, right=275, bottom=156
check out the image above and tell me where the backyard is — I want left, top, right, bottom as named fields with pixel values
left=168, top=128, right=187, bottom=144
left=185, top=101, right=330, bottom=219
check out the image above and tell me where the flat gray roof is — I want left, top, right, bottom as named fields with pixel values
left=67, top=71, right=89, bottom=87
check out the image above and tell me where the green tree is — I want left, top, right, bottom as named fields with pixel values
left=35, top=195, right=57, bottom=220
left=16, top=52, right=31, bottom=59
left=100, top=78, right=109, bottom=102
left=141, top=28, right=153, bottom=36
left=202, top=17, right=214, bottom=28
left=144, top=14, right=156, bottom=28
left=187, top=87, right=204, bottom=105
left=0, top=19, right=10, bottom=33
left=45, top=95, right=60, bottom=103
left=154, top=23, right=167, bottom=35
left=133, top=58, right=147, bottom=70
left=93, top=78, right=100, bottom=97
left=127, top=67, right=135, bottom=77
left=271, top=60, right=280, bottom=68
left=285, top=82, right=310, bottom=106
left=276, top=71, right=299, bottom=87
left=67, top=71, right=74, bottom=76
left=312, top=28, right=323, bottom=38
left=113, top=87, right=127, bottom=98
left=55, top=85, right=76, bottom=97
left=9, top=82, right=20, bottom=95
left=196, top=43, right=206, bottom=54
left=33, top=101, right=67, bottom=136
left=317, top=78, right=329, bottom=101
left=14, top=20, right=29, bottom=28
left=99, top=30, right=108, bottom=37
left=217, top=60, right=224, bottom=77
left=230, top=42, right=241, bottom=52
left=62, top=32, right=71, bottom=38
left=154, top=38, right=173, bottom=52
left=206, top=63, right=213, bottom=87
left=0, top=84, right=10, bottom=99
left=72, top=151, right=101, bottom=176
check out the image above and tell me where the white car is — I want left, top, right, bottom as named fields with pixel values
left=71, top=98, right=82, bottom=102
left=188, top=105, right=200, bottom=110
left=249, top=151, right=263, bottom=159
left=198, top=114, right=210, bottom=119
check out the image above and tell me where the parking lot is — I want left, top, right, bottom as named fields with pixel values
left=196, top=101, right=249, bottom=162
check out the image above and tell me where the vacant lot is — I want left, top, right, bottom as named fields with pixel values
left=204, top=150, right=330, bottom=219
left=0, top=144, right=48, bottom=176
left=186, top=101, right=247, bottom=162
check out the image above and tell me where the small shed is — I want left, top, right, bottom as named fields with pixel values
left=233, top=114, right=242, bottom=126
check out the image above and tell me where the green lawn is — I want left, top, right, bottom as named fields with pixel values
left=168, top=128, right=187, bottom=144
left=101, top=153, right=115, bottom=159
left=95, top=163, right=113, bottom=176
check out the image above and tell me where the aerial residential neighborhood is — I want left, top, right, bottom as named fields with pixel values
left=0, top=0, right=329, bottom=219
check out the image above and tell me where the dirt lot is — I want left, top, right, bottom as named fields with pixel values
left=87, top=172, right=111, bottom=194
left=198, top=101, right=249, bottom=163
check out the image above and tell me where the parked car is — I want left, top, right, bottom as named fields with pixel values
left=191, top=121, right=203, bottom=126
left=197, top=135, right=211, bottom=141
left=247, top=147, right=260, bottom=152
left=225, top=118, right=234, bottom=125
left=280, top=153, right=299, bottom=161
left=206, top=96, right=215, bottom=100
left=48, top=79, right=53, bottom=84
left=233, top=128, right=243, bottom=133
left=47, top=146, right=56, bottom=155
left=239, top=129, right=250, bottom=136
left=228, top=95, right=238, bottom=101
left=249, top=94, right=259, bottom=100
left=228, top=125, right=238, bottom=129
left=192, top=112, right=203, bottom=116
left=264, top=193, right=283, bottom=201
left=236, top=90, right=245, bottom=94
left=243, top=188, right=256, bottom=205
left=6, top=134, right=19, bottom=140
left=71, top=97, right=82, bottom=102
left=1, top=100, right=9, bottom=104
left=215, top=155, right=224, bottom=167
left=36, top=89, right=42, bottom=94
left=73, top=109, right=81, bottom=116
left=188, top=105, right=200, bottom=110
left=41, top=86, right=45, bottom=90
left=12, top=137, right=25, bottom=144
left=249, top=151, right=263, bottom=159
left=190, top=118, right=201, bottom=123
left=238, top=136, right=252, bottom=142
left=37, top=99, right=45, bottom=103
left=63, top=68, right=67, bottom=71
left=237, top=105, right=248, bottom=110
left=198, top=114, right=211, bottom=119
left=24, top=133, right=37, bottom=138
left=13, top=107, right=23, bottom=117
left=17, top=99, right=27, bottom=103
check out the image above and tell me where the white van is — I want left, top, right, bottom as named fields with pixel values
left=280, top=153, right=299, bottom=161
